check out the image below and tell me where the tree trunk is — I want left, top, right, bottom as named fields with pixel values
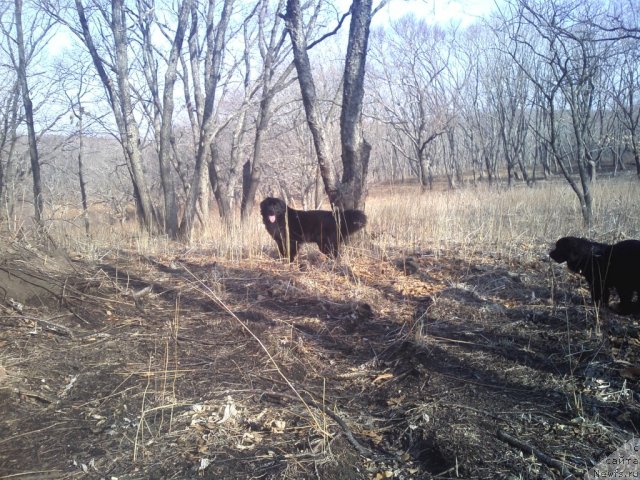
left=158, top=0, right=192, bottom=238
left=15, top=0, right=44, bottom=225
left=283, top=0, right=339, bottom=203
left=0, top=83, right=20, bottom=221
left=284, top=0, right=376, bottom=210
left=74, top=0, right=157, bottom=232
left=1, top=86, right=20, bottom=222
left=179, top=0, right=235, bottom=240
left=631, top=137, right=640, bottom=176
left=241, top=93, right=273, bottom=220
left=112, top=0, right=157, bottom=232
left=338, top=0, right=372, bottom=210
left=76, top=106, right=90, bottom=236
left=241, top=0, right=292, bottom=220
left=209, top=145, right=231, bottom=220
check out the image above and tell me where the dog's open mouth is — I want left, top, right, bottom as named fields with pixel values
left=268, top=215, right=276, bottom=223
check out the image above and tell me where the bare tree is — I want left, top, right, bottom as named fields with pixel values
left=11, top=0, right=54, bottom=225
left=283, top=0, right=382, bottom=210
left=67, top=0, right=158, bottom=232
left=609, top=41, right=640, bottom=176
left=0, top=80, right=21, bottom=222
left=282, top=0, right=338, bottom=204
left=58, top=56, right=96, bottom=236
left=240, top=0, right=294, bottom=220
left=501, top=0, right=615, bottom=226
left=457, top=26, right=503, bottom=183
left=178, top=0, right=235, bottom=239
left=338, top=0, right=374, bottom=209
left=135, top=0, right=192, bottom=238
left=369, top=17, right=456, bottom=190
left=490, top=51, right=534, bottom=185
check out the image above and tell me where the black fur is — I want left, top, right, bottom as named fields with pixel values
left=550, top=236, right=640, bottom=312
left=260, top=197, right=367, bottom=261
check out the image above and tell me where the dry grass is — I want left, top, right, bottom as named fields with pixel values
left=2, top=174, right=640, bottom=479
left=39, top=173, right=640, bottom=262
left=365, top=177, right=640, bottom=259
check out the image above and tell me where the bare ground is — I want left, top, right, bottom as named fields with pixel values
left=1, top=238, right=639, bottom=479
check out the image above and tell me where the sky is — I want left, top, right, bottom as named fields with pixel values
left=373, top=0, right=497, bottom=27
left=46, top=0, right=498, bottom=57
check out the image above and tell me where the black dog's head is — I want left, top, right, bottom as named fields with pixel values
left=260, top=197, right=287, bottom=225
left=550, top=236, right=608, bottom=274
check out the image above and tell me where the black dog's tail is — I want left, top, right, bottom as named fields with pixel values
left=339, top=209, right=367, bottom=237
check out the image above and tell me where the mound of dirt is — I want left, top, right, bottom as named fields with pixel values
left=0, top=241, right=73, bottom=307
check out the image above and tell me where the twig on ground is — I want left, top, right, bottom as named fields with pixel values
left=12, top=388, right=55, bottom=404
left=260, top=389, right=384, bottom=459
left=21, top=315, right=75, bottom=338
left=497, top=429, right=579, bottom=478
left=2, top=312, right=76, bottom=337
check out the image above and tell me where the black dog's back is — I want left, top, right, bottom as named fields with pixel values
left=550, top=236, right=640, bottom=312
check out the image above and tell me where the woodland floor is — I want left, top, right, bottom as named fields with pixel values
left=1, top=235, right=640, bottom=479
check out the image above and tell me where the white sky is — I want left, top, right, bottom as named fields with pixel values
left=46, top=0, right=498, bottom=57
left=373, top=0, right=497, bottom=26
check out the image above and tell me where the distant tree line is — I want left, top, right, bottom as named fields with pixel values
left=0, top=0, right=637, bottom=235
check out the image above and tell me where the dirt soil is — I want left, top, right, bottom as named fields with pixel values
left=1, top=238, right=639, bottom=479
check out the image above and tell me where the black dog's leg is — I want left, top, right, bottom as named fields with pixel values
left=288, top=241, right=299, bottom=262
left=617, top=287, right=634, bottom=313
left=602, top=286, right=610, bottom=306
left=590, top=277, right=603, bottom=307
left=273, top=236, right=298, bottom=261
left=274, top=237, right=286, bottom=258
left=589, top=273, right=610, bottom=309
left=318, top=237, right=338, bottom=257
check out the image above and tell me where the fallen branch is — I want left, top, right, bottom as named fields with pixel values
left=23, top=315, right=75, bottom=338
left=497, top=429, right=578, bottom=478
left=14, top=388, right=56, bottom=404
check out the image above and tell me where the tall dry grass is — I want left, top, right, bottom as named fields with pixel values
left=33, top=174, right=640, bottom=261
left=365, top=176, right=640, bottom=260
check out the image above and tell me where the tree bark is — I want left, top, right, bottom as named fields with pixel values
left=339, top=0, right=372, bottom=210
left=179, top=0, right=235, bottom=240
left=111, top=0, right=156, bottom=231
left=241, top=0, right=294, bottom=220
left=76, top=106, right=90, bottom=236
left=15, top=0, right=44, bottom=225
left=74, top=0, right=157, bottom=232
left=158, top=0, right=192, bottom=238
left=0, top=82, right=20, bottom=222
left=284, top=0, right=376, bottom=209
left=283, top=0, right=339, bottom=204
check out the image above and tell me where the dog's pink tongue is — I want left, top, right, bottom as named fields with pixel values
left=269, top=215, right=276, bottom=223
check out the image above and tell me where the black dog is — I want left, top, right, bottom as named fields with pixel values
left=260, top=197, right=367, bottom=261
left=550, top=236, right=640, bottom=312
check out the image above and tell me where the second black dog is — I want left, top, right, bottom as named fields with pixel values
left=550, top=236, right=640, bottom=312
left=260, top=197, right=367, bottom=261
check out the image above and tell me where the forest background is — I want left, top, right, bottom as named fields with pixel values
left=1, top=0, right=639, bottom=245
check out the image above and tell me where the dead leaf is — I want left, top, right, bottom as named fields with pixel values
left=360, top=429, right=384, bottom=444
left=372, top=372, right=393, bottom=384
left=387, top=395, right=405, bottom=406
